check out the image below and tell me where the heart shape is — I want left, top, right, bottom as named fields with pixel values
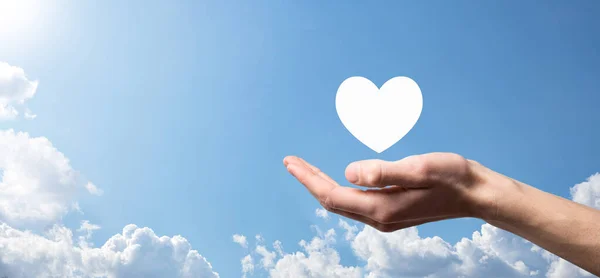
left=335, top=76, right=423, bottom=153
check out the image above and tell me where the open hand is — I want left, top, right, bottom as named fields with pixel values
left=283, top=153, right=496, bottom=232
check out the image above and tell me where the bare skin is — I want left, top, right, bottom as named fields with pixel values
left=283, top=152, right=600, bottom=276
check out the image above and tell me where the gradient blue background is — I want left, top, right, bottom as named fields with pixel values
left=2, top=1, right=599, bottom=277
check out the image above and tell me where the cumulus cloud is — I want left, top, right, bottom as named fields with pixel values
left=231, top=228, right=362, bottom=277
left=85, top=182, right=104, bottom=196
left=240, top=223, right=547, bottom=278
left=0, top=62, right=221, bottom=277
left=273, top=240, right=284, bottom=257
left=233, top=234, right=248, bottom=248
left=0, top=124, right=219, bottom=277
left=256, top=245, right=277, bottom=269
left=570, top=173, right=600, bottom=209
left=241, top=255, right=254, bottom=278
left=269, top=229, right=362, bottom=278
left=239, top=172, right=600, bottom=277
left=0, top=222, right=220, bottom=278
left=77, top=220, right=100, bottom=238
left=0, top=62, right=38, bottom=120
left=315, top=208, right=329, bottom=220
left=24, top=108, right=36, bottom=120
left=353, top=225, right=459, bottom=277
left=338, top=219, right=358, bottom=241
left=0, top=129, right=91, bottom=228
left=545, top=259, right=593, bottom=278
left=0, top=104, right=18, bottom=120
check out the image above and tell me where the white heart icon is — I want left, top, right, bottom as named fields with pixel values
left=336, top=76, right=423, bottom=153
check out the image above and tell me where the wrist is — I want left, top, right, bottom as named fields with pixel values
left=463, top=160, right=525, bottom=223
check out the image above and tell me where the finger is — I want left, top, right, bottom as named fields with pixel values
left=284, top=156, right=338, bottom=186
left=295, top=157, right=338, bottom=186
left=285, top=156, right=450, bottom=223
left=285, top=157, right=380, bottom=215
left=325, top=186, right=378, bottom=216
left=286, top=159, right=337, bottom=204
left=285, top=159, right=424, bottom=221
left=286, top=161, right=378, bottom=216
left=345, top=156, right=431, bottom=188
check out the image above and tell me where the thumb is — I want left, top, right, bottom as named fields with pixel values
left=345, top=157, right=428, bottom=187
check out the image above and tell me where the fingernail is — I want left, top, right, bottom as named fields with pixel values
left=346, top=162, right=360, bottom=183
left=283, top=156, right=290, bottom=166
left=287, top=164, right=298, bottom=177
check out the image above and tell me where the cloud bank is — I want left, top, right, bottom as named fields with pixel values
left=0, top=61, right=219, bottom=278
left=0, top=222, right=219, bottom=278
left=0, top=129, right=220, bottom=277
left=234, top=174, right=600, bottom=278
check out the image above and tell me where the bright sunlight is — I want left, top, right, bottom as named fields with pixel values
left=0, top=0, right=42, bottom=37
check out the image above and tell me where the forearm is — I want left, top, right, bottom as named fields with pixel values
left=480, top=169, right=600, bottom=275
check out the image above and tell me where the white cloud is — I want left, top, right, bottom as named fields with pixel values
left=240, top=172, right=600, bottom=278
left=0, top=129, right=89, bottom=228
left=315, top=208, right=329, bottom=220
left=545, top=258, right=594, bottom=278
left=241, top=255, right=254, bottom=278
left=0, top=126, right=220, bottom=277
left=453, top=224, right=547, bottom=277
left=0, top=63, right=221, bottom=277
left=261, top=222, right=544, bottom=278
left=353, top=225, right=459, bottom=277
left=0, top=222, right=220, bottom=278
left=256, top=245, right=276, bottom=269
left=270, top=232, right=362, bottom=278
left=570, top=173, right=600, bottom=209
left=237, top=227, right=362, bottom=278
left=273, top=240, right=284, bottom=257
left=24, top=108, right=36, bottom=120
left=85, top=182, right=103, bottom=196
left=76, top=220, right=101, bottom=248
left=77, top=220, right=100, bottom=238
left=233, top=234, right=248, bottom=248
left=338, top=219, right=358, bottom=241
left=71, top=202, right=83, bottom=214
left=0, top=104, right=18, bottom=120
left=0, top=62, right=38, bottom=120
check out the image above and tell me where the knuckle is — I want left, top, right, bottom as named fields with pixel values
left=467, top=159, right=482, bottom=167
left=449, top=153, right=470, bottom=171
left=446, top=152, right=466, bottom=162
left=448, top=153, right=472, bottom=176
left=411, top=156, right=432, bottom=177
left=320, top=187, right=338, bottom=211
left=312, top=166, right=323, bottom=175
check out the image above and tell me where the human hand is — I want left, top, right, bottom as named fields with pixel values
left=285, top=153, right=600, bottom=275
left=283, top=153, right=506, bottom=232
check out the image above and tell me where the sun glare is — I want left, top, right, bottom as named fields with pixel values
left=0, top=0, right=42, bottom=37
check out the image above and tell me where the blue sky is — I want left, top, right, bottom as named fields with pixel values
left=1, top=1, right=600, bottom=277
